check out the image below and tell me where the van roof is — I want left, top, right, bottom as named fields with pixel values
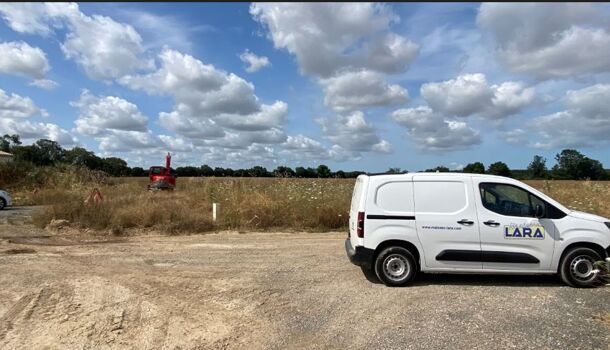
left=362, top=172, right=517, bottom=181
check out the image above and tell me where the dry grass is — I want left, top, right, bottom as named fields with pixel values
left=19, top=177, right=610, bottom=235
left=30, top=177, right=353, bottom=234
left=525, top=180, right=610, bottom=218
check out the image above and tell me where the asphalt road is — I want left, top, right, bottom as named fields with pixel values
left=0, top=208, right=608, bottom=349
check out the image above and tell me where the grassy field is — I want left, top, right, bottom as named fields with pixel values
left=11, top=173, right=610, bottom=234
left=28, top=176, right=353, bottom=234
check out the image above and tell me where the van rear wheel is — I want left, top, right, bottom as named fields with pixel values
left=559, top=247, right=602, bottom=288
left=375, top=247, right=416, bottom=287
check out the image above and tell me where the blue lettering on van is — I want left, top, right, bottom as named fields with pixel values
left=504, top=225, right=545, bottom=239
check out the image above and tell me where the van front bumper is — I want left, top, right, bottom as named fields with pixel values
left=345, top=238, right=374, bottom=269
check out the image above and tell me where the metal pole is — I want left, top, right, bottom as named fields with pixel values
left=213, top=203, right=218, bottom=222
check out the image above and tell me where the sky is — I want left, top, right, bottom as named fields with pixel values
left=0, top=2, right=610, bottom=172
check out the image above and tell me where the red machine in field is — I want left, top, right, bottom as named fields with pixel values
left=148, top=153, right=176, bottom=190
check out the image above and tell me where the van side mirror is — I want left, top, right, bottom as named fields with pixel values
left=533, top=204, right=544, bottom=218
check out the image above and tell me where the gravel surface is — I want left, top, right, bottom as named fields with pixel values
left=0, top=207, right=608, bottom=349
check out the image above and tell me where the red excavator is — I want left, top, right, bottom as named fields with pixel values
left=148, top=153, right=176, bottom=190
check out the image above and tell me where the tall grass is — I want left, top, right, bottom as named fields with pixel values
left=31, top=177, right=353, bottom=234
left=12, top=173, right=610, bottom=235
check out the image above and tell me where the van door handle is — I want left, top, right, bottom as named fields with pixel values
left=483, top=220, right=500, bottom=227
left=457, top=219, right=474, bottom=226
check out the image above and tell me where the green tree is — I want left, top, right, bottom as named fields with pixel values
left=316, top=164, right=331, bottom=178
left=248, top=166, right=269, bottom=177
left=35, top=139, right=65, bottom=166
left=64, top=147, right=103, bottom=169
left=553, top=149, right=606, bottom=180
left=200, top=164, right=214, bottom=177
left=487, top=161, right=512, bottom=177
left=425, top=166, right=450, bottom=172
left=386, top=167, right=406, bottom=174
left=463, top=162, right=485, bottom=174
left=101, top=157, right=130, bottom=176
left=273, top=166, right=295, bottom=177
left=130, top=167, right=147, bottom=177
left=334, top=170, right=346, bottom=178
left=527, top=155, right=547, bottom=179
left=176, top=166, right=199, bottom=177
left=295, top=167, right=317, bottom=178
left=0, top=134, right=21, bottom=152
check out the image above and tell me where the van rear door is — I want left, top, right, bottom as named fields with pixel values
left=348, top=175, right=367, bottom=248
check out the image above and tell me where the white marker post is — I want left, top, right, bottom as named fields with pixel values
left=212, top=203, right=218, bottom=222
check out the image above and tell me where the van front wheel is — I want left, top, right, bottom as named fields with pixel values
left=375, top=247, right=416, bottom=287
left=559, top=247, right=602, bottom=288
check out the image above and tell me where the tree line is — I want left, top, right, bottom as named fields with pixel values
left=1, top=134, right=608, bottom=180
left=424, top=150, right=608, bottom=180
left=0, top=135, right=365, bottom=178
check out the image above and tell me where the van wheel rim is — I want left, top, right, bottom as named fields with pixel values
left=383, top=254, right=409, bottom=281
left=570, top=256, right=596, bottom=282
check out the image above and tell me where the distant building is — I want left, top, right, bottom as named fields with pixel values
left=0, top=151, right=13, bottom=163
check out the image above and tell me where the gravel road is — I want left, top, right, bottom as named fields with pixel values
left=0, top=207, right=608, bottom=349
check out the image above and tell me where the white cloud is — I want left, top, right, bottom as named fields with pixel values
left=502, top=128, right=528, bottom=145
left=28, top=79, right=59, bottom=90
left=239, top=49, right=271, bottom=73
left=0, top=88, right=48, bottom=119
left=251, top=2, right=419, bottom=149
left=526, top=84, right=610, bottom=149
left=477, top=3, right=610, bottom=79
left=251, top=3, right=418, bottom=78
left=120, top=49, right=259, bottom=116
left=0, top=88, right=76, bottom=145
left=0, top=119, right=76, bottom=146
left=489, top=81, right=536, bottom=119
left=317, top=111, right=391, bottom=155
left=0, top=2, right=73, bottom=35
left=421, top=73, right=492, bottom=116
left=392, top=106, right=481, bottom=152
left=421, top=73, right=534, bottom=119
left=206, top=128, right=287, bottom=149
left=0, top=41, right=50, bottom=80
left=321, top=70, right=408, bottom=112
left=72, top=90, right=149, bottom=136
left=214, top=101, right=288, bottom=131
left=202, top=144, right=278, bottom=168
left=279, top=134, right=331, bottom=161
left=0, top=2, right=147, bottom=80
left=117, top=9, right=215, bottom=53
left=157, top=135, right=195, bottom=153
left=121, top=49, right=302, bottom=158
left=97, top=130, right=162, bottom=152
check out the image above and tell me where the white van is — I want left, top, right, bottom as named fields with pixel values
left=345, top=173, right=610, bottom=288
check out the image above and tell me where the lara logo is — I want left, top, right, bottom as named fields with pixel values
left=504, top=223, right=545, bottom=239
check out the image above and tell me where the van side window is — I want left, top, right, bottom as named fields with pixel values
left=479, top=183, right=565, bottom=219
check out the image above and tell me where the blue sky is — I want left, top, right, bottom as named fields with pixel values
left=1, top=3, right=609, bottom=172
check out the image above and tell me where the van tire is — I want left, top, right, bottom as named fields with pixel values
left=559, top=247, right=602, bottom=288
left=374, top=247, right=417, bottom=287
left=0, top=198, right=5, bottom=210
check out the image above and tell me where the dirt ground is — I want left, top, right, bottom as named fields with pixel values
left=0, top=207, right=609, bottom=350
